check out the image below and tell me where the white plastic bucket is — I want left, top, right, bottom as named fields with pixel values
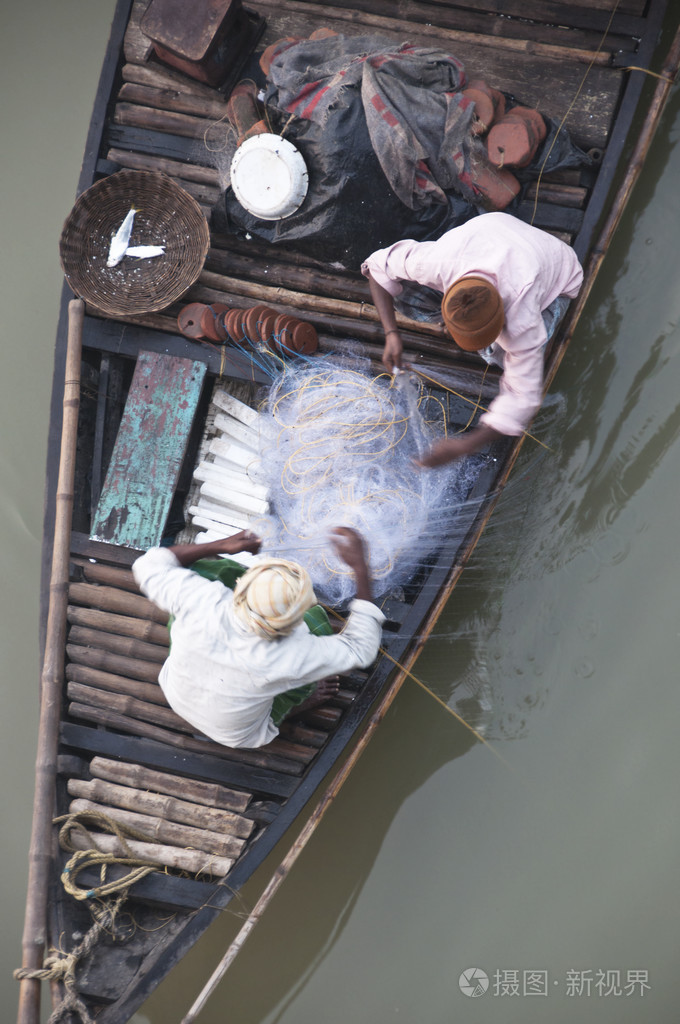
left=230, top=133, right=309, bottom=220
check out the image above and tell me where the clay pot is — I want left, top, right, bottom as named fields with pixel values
left=200, top=303, right=230, bottom=342
left=226, top=82, right=267, bottom=146
left=259, top=37, right=301, bottom=76
left=465, top=155, right=520, bottom=210
left=289, top=320, right=318, bottom=354
left=462, top=79, right=506, bottom=135
left=243, top=304, right=274, bottom=343
left=487, top=106, right=547, bottom=169
left=309, top=28, right=338, bottom=40
left=273, top=313, right=298, bottom=353
left=258, top=312, right=279, bottom=348
left=224, top=308, right=244, bottom=343
left=177, top=303, right=208, bottom=339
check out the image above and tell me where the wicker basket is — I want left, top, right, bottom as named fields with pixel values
left=59, top=170, right=210, bottom=316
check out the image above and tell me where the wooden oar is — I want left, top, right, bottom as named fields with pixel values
left=17, top=299, right=84, bottom=1024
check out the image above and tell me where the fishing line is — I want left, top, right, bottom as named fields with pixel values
left=253, top=358, right=476, bottom=603
left=321, top=602, right=509, bottom=765
left=529, top=0, right=622, bottom=225
left=378, top=646, right=511, bottom=766
left=410, top=365, right=554, bottom=451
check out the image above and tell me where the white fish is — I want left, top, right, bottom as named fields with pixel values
left=106, top=207, right=137, bottom=267
left=125, top=245, right=165, bottom=259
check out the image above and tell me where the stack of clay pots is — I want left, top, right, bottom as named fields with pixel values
left=178, top=301, right=319, bottom=356
left=460, top=79, right=547, bottom=210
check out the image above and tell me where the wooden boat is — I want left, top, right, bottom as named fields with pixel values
left=17, top=1, right=680, bottom=1021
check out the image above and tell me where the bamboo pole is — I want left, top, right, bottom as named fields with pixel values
left=180, top=658, right=420, bottom=1024
left=121, top=60, right=227, bottom=102
left=65, top=644, right=161, bottom=684
left=74, top=560, right=138, bottom=592
left=118, top=81, right=230, bottom=121
left=68, top=796, right=248, bottom=858
left=68, top=777, right=254, bottom=839
left=196, top=268, right=446, bottom=338
left=67, top=827, right=234, bottom=877
left=88, top=757, right=251, bottom=813
left=66, top=681, right=184, bottom=729
left=66, top=604, right=170, bottom=646
left=17, top=299, right=84, bottom=1024
left=107, top=146, right=220, bottom=186
left=204, top=248, right=372, bottom=304
left=68, top=581, right=169, bottom=623
left=113, top=102, right=218, bottom=139
left=65, top=663, right=167, bottom=706
left=66, top=680, right=319, bottom=768
left=67, top=624, right=168, bottom=664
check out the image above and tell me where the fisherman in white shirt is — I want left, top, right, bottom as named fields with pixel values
left=132, top=527, right=384, bottom=749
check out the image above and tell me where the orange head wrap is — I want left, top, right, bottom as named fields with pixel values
left=441, top=276, right=504, bottom=351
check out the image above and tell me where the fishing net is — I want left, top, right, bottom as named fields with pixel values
left=253, top=357, right=480, bottom=605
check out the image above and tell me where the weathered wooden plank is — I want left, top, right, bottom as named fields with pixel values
left=337, top=0, right=647, bottom=36
left=90, top=351, right=207, bottom=549
left=70, top=532, right=141, bottom=566
left=293, top=0, right=640, bottom=49
left=79, top=315, right=270, bottom=385
left=124, top=0, right=155, bottom=63
left=255, top=1, right=622, bottom=149
left=105, top=122, right=211, bottom=164
left=70, top=865, right=222, bottom=911
left=59, top=722, right=297, bottom=798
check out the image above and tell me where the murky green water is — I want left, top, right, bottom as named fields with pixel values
left=3, top=5, right=680, bottom=1023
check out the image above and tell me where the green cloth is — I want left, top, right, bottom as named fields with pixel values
left=190, top=557, right=334, bottom=723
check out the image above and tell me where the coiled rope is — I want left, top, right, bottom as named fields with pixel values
left=14, top=811, right=159, bottom=1024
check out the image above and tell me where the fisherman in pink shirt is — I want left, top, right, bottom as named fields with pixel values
left=361, top=212, right=583, bottom=467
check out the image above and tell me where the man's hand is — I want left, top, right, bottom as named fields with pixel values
left=416, top=425, right=502, bottom=468
left=416, top=438, right=471, bottom=468
left=382, top=330, right=403, bottom=373
left=223, top=529, right=262, bottom=555
left=330, top=526, right=372, bottom=600
left=366, top=272, right=404, bottom=375
left=330, top=526, right=367, bottom=571
left=169, top=530, right=261, bottom=567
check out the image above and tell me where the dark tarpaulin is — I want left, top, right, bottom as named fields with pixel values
left=214, top=35, right=481, bottom=266
left=213, top=34, right=590, bottom=268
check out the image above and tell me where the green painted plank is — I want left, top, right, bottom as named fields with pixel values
left=90, top=351, right=206, bottom=549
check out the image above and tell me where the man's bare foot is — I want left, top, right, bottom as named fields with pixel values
left=287, top=676, right=340, bottom=719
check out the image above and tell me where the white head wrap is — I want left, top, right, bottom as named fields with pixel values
left=232, top=558, right=316, bottom=639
